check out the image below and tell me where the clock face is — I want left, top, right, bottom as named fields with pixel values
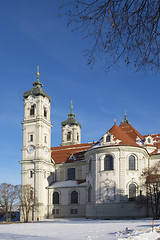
left=27, top=145, right=35, bottom=153
left=30, top=95, right=35, bottom=102
left=44, top=147, right=48, bottom=154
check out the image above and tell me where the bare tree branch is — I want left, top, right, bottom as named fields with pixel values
left=59, top=0, right=160, bottom=71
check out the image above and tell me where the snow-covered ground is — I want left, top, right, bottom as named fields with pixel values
left=0, top=218, right=160, bottom=240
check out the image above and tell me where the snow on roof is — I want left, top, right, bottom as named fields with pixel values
left=48, top=180, right=86, bottom=188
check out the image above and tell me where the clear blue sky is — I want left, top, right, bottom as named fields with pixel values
left=0, top=0, right=160, bottom=185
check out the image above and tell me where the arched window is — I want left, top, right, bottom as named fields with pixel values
left=67, top=132, right=71, bottom=141
left=104, top=154, right=114, bottom=171
left=30, top=105, right=35, bottom=116
left=53, top=192, right=59, bottom=204
left=129, top=183, right=136, bottom=201
left=88, top=186, right=92, bottom=202
left=106, top=135, right=111, bottom=142
left=71, top=191, right=78, bottom=204
left=129, top=155, right=136, bottom=170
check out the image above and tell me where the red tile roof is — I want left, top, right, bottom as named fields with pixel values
left=119, top=123, right=143, bottom=141
left=51, top=122, right=160, bottom=163
left=109, top=124, right=138, bottom=146
left=51, top=143, right=92, bottom=164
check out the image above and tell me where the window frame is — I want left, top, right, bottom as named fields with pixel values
left=30, top=105, right=35, bottom=116
left=53, top=209, right=59, bottom=215
left=68, top=168, right=75, bottom=180
left=77, top=133, right=79, bottom=141
left=104, top=154, right=114, bottom=171
left=128, top=155, right=137, bottom=171
left=44, top=108, right=47, bottom=118
left=67, top=131, right=71, bottom=141
left=106, top=134, right=111, bottom=142
left=70, top=209, right=78, bottom=214
left=30, top=134, right=33, bottom=142
left=30, top=170, right=33, bottom=178
left=70, top=190, right=78, bottom=204
left=44, top=135, right=47, bottom=143
left=129, top=183, right=137, bottom=201
left=53, top=191, right=60, bottom=205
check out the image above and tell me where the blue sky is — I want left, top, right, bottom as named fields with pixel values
left=0, top=0, right=160, bottom=185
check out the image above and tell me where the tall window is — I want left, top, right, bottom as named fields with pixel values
left=88, top=159, right=92, bottom=172
left=106, top=135, right=111, bottom=142
left=104, top=154, right=114, bottom=171
left=30, top=189, right=33, bottom=200
left=129, top=183, right=136, bottom=201
left=30, top=105, right=35, bottom=116
left=68, top=168, right=75, bottom=180
left=88, top=186, right=92, bottom=202
left=30, top=134, right=33, bottom=142
left=53, top=192, right=59, bottom=204
left=67, top=132, right=71, bottom=141
left=44, top=108, right=47, bottom=118
left=77, top=133, right=79, bottom=141
left=129, top=155, right=136, bottom=170
left=71, top=191, right=78, bottom=204
left=30, top=170, right=33, bottom=178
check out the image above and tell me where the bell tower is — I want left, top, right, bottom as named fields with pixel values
left=21, top=67, right=54, bottom=221
left=61, top=102, right=81, bottom=146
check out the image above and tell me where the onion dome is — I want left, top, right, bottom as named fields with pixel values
left=61, top=101, right=81, bottom=127
left=23, top=66, right=51, bottom=102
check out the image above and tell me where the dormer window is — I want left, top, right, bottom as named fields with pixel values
left=144, top=136, right=153, bottom=145
left=106, top=135, right=111, bottom=142
left=67, top=132, right=71, bottom=141
left=69, top=154, right=76, bottom=161
left=44, top=108, right=47, bottom=118
left=30, top=105, right=35, bottom=116
left=102, top=132, right=113, bottom=145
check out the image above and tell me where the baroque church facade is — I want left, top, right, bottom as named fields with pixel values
left=21, top=70, right=160, bottom=221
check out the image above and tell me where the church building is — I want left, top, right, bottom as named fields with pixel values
left=20, top=69, right=160, bottom=221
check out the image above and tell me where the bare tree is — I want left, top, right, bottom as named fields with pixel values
left=0, top=183, right=18, bottom=222
left=17, top=184, right=37, bottom=222
left=141, top=162, right=160, bottom=219
left=59, top=0, right=160, bottom=71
